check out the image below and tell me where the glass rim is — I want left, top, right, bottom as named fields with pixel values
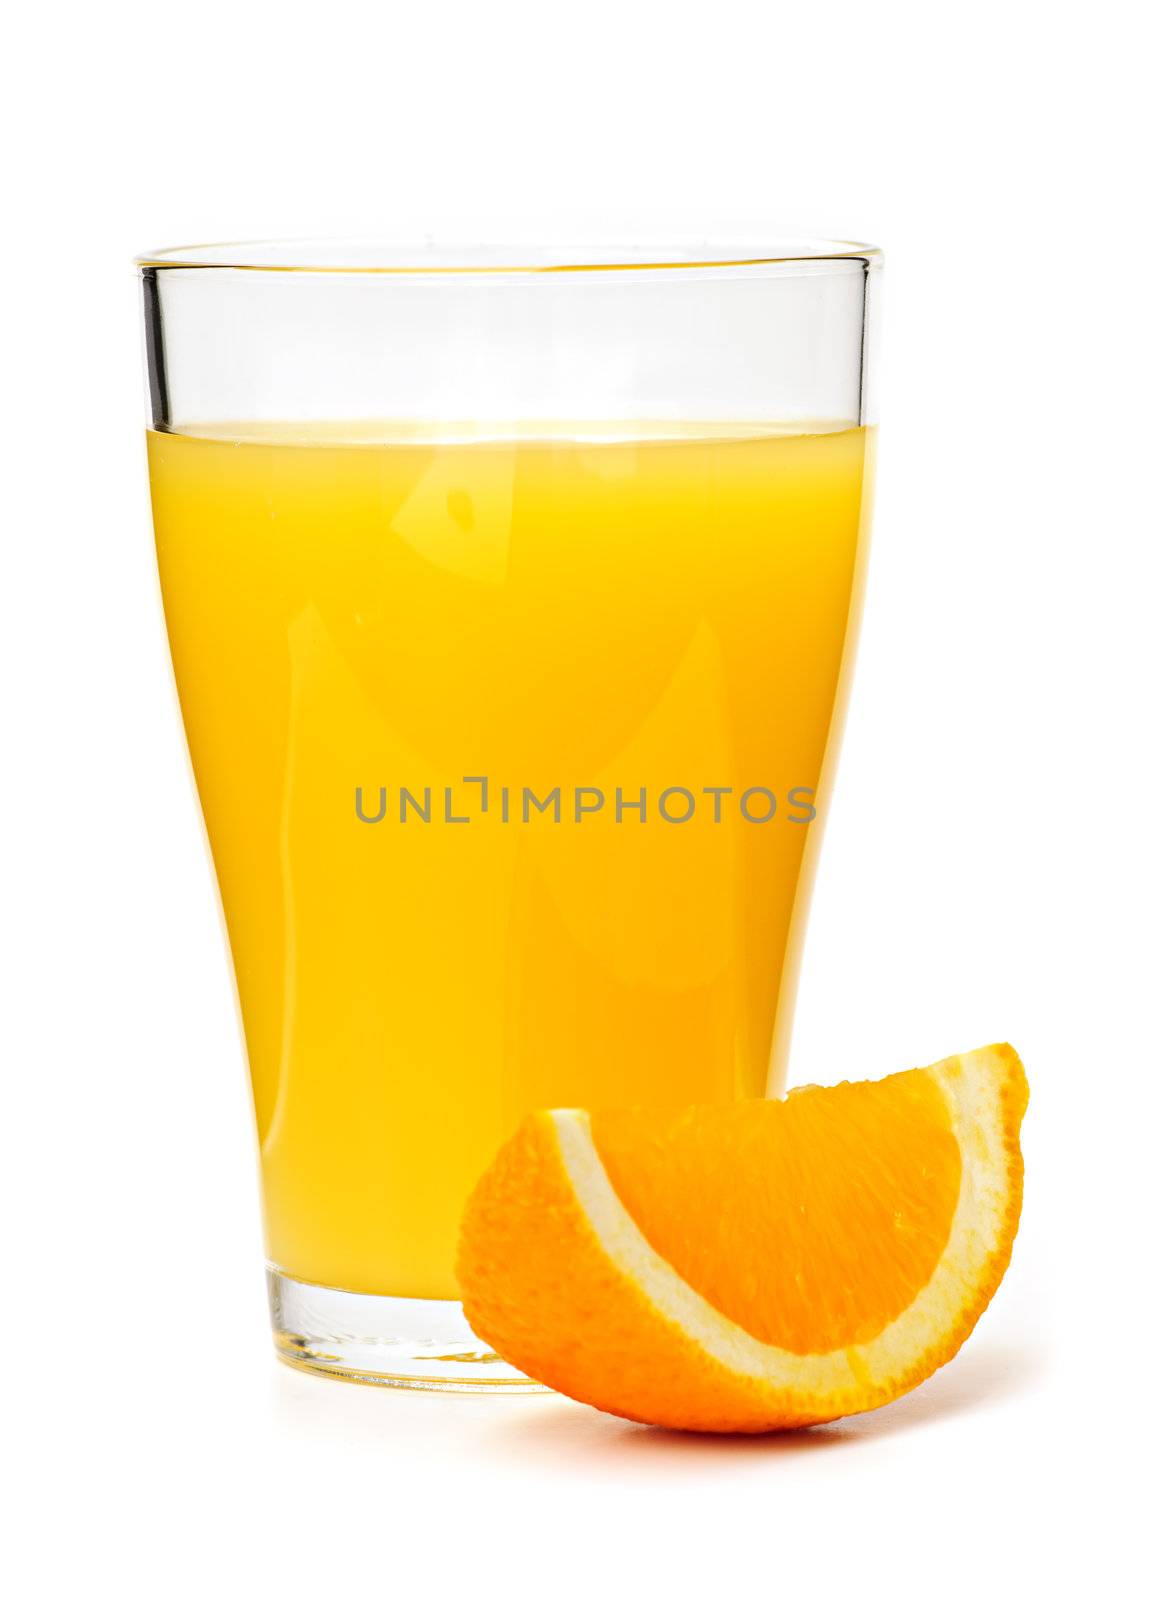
left=135, top=235, right=883, bottom=276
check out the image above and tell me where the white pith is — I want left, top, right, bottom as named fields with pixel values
left=550, top=1048, right=1017, bottom=1401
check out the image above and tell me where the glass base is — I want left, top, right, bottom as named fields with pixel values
left=266, top=1267, right=544, bottom=1391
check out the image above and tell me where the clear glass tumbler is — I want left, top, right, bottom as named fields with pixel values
left=139, top=237, right=881, bottom=1386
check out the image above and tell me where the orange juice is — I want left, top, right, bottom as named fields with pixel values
left=148, top=422, right=872, bottom=1298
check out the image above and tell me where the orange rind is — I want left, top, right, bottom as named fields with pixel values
left=458, top=1044, right=1028, bottom=1431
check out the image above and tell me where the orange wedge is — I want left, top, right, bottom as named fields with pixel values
left=458, top=1044, right=1027, bottom=1431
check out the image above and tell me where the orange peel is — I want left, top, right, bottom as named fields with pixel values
left=458, top=1044, right=1027, bottom=1431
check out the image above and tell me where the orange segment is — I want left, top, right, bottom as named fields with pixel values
left=457, top=1044, right=1027, bottom=1431
left=591, top=1070, right=964, bottom=1353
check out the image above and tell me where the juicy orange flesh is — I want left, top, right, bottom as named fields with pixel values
left=589, top=1071, right=963, bottom=1354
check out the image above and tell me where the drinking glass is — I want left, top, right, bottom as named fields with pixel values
left=139, top=237, right=881, bottom=1386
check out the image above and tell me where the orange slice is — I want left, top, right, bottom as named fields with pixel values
left=458, top=1044, right=1027, bottom=1431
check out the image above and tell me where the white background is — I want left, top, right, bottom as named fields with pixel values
left=3, top=2, right=1161, bottom=1594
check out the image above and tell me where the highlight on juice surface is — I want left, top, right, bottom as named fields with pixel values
left=139, top=236, right=882, bottom=1386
